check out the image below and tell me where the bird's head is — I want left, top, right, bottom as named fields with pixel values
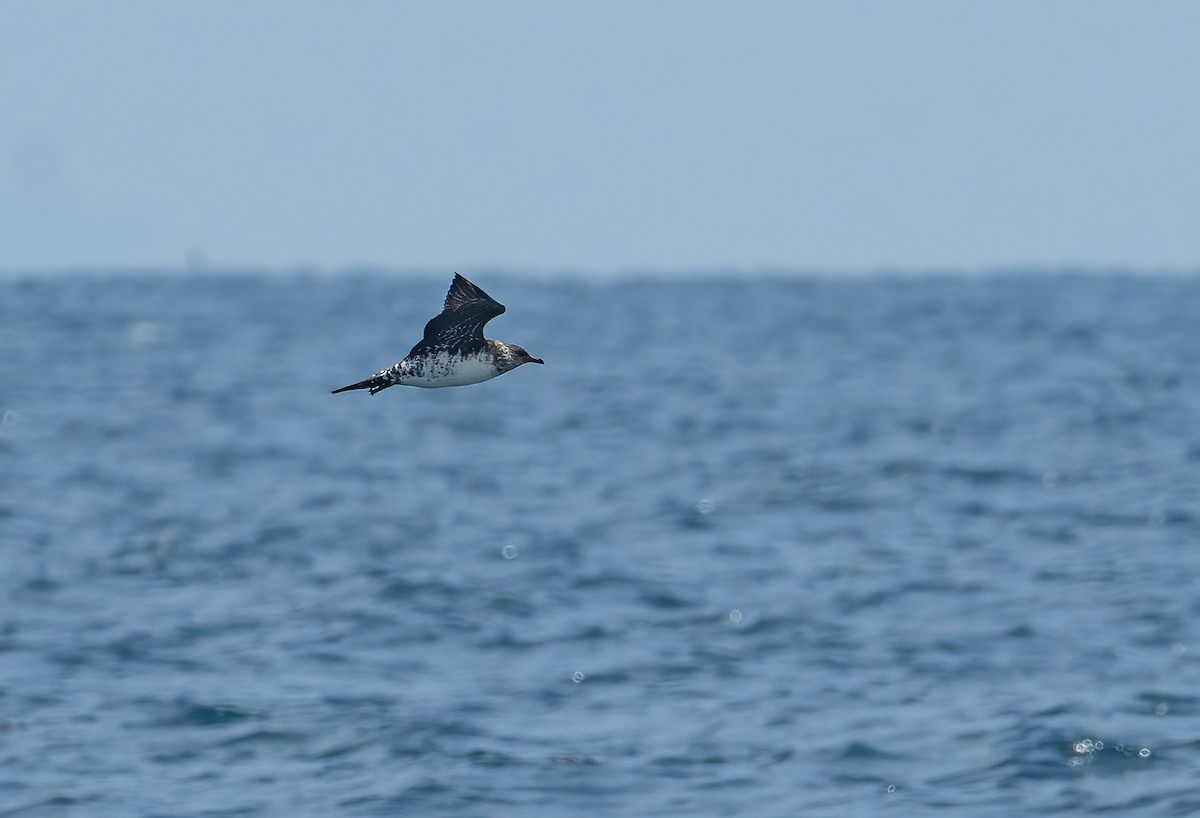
left=505, top=344, right=544, bottom=369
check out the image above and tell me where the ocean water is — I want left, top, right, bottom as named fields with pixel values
left=1, top=272, right=1198, bottom=817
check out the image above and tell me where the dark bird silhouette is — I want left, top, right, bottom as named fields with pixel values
left=331, top=273, right=543, bottom=395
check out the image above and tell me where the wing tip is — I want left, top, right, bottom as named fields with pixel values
left=444, top=272, right=501, bottom=312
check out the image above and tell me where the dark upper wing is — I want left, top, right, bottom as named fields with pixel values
left=409, top=273, right=506, bottom=354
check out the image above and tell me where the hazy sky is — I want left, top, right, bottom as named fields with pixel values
left=3, top=1, right=1199, bottom=274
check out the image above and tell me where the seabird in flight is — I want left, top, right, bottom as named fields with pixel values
left=331, top=273, right=543, bottom=395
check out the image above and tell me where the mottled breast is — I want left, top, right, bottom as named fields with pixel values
left=398, top=349, right=500, bottom=388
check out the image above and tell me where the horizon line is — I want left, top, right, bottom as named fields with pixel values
left=2, top=262, right=1199, bottom=280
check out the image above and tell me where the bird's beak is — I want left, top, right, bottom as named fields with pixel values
left=530, top=357, right=545, bottom=365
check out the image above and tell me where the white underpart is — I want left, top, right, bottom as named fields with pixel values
left=396, top=350, right=500, bottom=388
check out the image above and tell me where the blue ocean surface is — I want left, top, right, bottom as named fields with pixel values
left=1, top=272, right=1198, bottom=817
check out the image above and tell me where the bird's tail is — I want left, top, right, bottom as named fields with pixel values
left=331, top=374, right=393, bottom=395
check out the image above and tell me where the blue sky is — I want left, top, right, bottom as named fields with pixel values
left=3, top=1, right=1199, bottom=273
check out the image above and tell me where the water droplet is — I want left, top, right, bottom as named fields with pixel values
left=886, top=784, right=895, bottom=793
left=1067, top=757, right=1084, bottom=767
left=729, top=609, right=743, bottom=624
left=1115, top=744, right=1125, bottom=753
left=1094, top=741, right=1104, bottom=750
left=571, top=671, right=585, bottom=684
left=1, top=410, right=17, bottom=426
left=1074, top=742, right=1087, bottom=754
left=126, top=321, right=161, bottom=345
left=501, top=544, right=518, bottom=560
left=1139, top=747, right=1151, bottom=758
left=1155, top=702, right=1169, bottom=716
left=1172, top=643, right=1189, bottom=656
left=696, top=498, right=714, bottom=514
